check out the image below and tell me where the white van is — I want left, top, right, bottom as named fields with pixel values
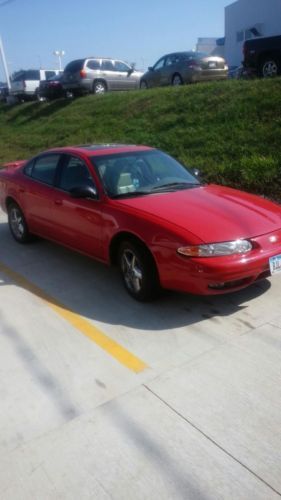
left=10, top=69, right=62, bottom=101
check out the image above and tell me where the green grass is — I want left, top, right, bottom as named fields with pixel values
left=1, top=78, right=281, bottom=200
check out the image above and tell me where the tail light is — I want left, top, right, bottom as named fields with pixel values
left=80, top=69, right=87, bottom=78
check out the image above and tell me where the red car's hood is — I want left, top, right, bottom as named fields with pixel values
left=118, top=184, right=281, bottom=242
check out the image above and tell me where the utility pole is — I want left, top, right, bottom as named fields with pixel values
left=0, top=0, right=15, bottom=89
left=0, top=35, right=10, bottom=88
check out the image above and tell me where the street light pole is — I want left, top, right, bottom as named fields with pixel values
left=0, top=35, right=11, bottom=88
left=53, top=50, right=65, bottom=71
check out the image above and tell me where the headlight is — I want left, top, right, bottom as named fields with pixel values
left=177, top=239, right=252, bottom=257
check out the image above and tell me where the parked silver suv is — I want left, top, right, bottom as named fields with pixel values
left=62, top=57, right=143, bottom=95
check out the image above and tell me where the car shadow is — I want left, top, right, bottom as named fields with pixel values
left=0, top=220, right=271, bottom=333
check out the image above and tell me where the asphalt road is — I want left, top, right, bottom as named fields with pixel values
left=0, top=209, right=281, bottom=500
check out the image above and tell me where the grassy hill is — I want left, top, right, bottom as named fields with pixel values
left=0, top=78, right=281, bottom=200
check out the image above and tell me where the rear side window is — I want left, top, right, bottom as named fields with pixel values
left=44, top=71, right=56, bottom=80
left=101, top=60, right=114, bottom=71
left=30, top=154, right=61, bottom=185
left=64, top=60, right=85, bottom=73
left=86, top=59, right=100, bottom=70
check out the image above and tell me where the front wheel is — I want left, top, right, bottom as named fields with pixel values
left=260, top=57, right=280, bottom=77
left=140, top=80, right=148, bottom=89
left=8, top=202, right=32, bottom=243
left=118, top=240, right=160, bottom=301
left=93, top=80, right=107, bottom=94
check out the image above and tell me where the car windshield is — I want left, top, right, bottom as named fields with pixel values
left=91, top=150, right=200, bottom=198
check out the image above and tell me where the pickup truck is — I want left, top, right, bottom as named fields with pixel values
left=243, top=35, right=281, bottom=77
left=10, top=69, right=62, bottom=101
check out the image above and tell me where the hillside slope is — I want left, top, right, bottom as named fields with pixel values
left=0, top=78, right=280, bottom=199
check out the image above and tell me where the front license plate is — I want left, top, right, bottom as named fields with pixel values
left=269, top=254, right=281, bottom=275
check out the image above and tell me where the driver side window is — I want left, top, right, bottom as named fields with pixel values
left=153, top=57, right=166, bottom=70
left=114, top=60, right=131, bottom=72
left=59, top=156, right=95, bottom=192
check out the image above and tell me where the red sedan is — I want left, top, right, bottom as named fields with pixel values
left=0, top=144, right=281, bottom=301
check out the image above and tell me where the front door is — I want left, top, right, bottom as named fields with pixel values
left=148, top=57, right=166, bottom=87
left=113, top=60, right=136, bottom=90
left=20, top=153, right=61, bottom=239
left=52, top=154, right=104, bottom=259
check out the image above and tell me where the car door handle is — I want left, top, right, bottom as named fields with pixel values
left=54, top=199, right=62, bottom=205
left=19, top=187, right=25, bottom=193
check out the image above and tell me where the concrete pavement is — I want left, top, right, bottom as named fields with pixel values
left=0, top=209, right=281, bottom=499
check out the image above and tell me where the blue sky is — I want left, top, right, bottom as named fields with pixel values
left=0, top=0, right=229, bottom=82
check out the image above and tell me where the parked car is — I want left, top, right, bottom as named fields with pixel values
left=243, top=35, right=281, bottom=77
left=61, top=57, right=143, bottom=95
left=38, top=73, right=66, bottom=101
left=10, top=69, right=63, bottom=101
left=1, top=144, right=281, bottom=301
left=140, top=52, right=228, bottom=89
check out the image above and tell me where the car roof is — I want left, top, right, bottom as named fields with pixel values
left=47, top=144, right=154, bottom=157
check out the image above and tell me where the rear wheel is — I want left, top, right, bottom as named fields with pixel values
left=8, top=202, right=32, bottom=243
left=93, top=80, right=107, bottom=94
left=118, top=240, right=160, bottom=301
left=172, top=73, right=183, bottom=86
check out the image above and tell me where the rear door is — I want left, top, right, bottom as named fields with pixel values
left=100, top=60, right=118, bottom=90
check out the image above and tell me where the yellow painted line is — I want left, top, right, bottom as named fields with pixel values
left=0, top=261, right=148, bottom=373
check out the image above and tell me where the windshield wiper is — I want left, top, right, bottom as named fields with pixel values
left=111, top=190, right=151, bottom=199
left=151, top=182, right=200, bottom=192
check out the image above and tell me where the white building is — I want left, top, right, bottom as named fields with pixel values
left=225, top=0, right=281, bottom=67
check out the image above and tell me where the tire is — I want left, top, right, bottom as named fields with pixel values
left=118, top=240, right=160, bottom=301
left=259, top=57, right=280, bottom=78
left=140, top=80, right=148, bottom=89
left=93, top=80, right=107, bottom=94
left=36, top=90, right=46, bottom=102
left=172, top=73, right=183, bottom=86
left=8, top=202, right=32, bottom=243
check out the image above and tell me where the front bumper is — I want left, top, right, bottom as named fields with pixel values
left=158, top=229, right=281, bottom=295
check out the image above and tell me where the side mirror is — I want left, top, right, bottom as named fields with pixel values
left=127, top=67, right=134, bottom=75
left=148, top=66, right=154, bottom=72
left=69, top=185, right=98, bottom=199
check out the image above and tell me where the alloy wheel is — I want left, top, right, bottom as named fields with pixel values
left=121, top=248, right=143, bottom=294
